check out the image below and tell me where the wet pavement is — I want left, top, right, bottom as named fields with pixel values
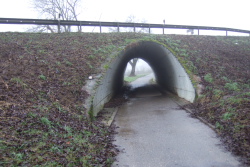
left=112, top=74, right=243, bottom=167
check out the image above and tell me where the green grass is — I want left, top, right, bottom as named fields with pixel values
left=204, top=73, right=213, bottom=83
left=124, top=74, right=147, bottom=82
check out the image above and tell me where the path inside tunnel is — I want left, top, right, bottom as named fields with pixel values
left=112, top=74, right=243, bottom=167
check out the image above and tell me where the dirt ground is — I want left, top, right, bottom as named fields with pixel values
left=0, top=32, right=249, bottom=166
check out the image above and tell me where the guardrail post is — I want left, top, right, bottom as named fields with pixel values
left=99, top=22, right=102, bottom=33
left=117, top=23, right=120, bottom=32
left=57, top=20, right=61, bottom=33
left=79, top=21, right=82, bottom=32
left=134, top=23, right=136, bottom=32
left=198, top=29, right=200, bottom=35
left=226, top=30, right=228, bottom=36
left=149, top=24, right=151, bottom=34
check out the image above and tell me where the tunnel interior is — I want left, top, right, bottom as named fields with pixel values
left=92, top=41, right=196, bottom=116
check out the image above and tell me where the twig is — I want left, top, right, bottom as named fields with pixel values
left=0, top=76, right=9, bottom=89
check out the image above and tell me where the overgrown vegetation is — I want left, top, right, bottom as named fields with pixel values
left=0, top=32, right=249, bottom=165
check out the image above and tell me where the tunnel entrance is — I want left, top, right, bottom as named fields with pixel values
left=124, top=59, right=155, bottom=87
left=92, top=41, right=196, bottom=116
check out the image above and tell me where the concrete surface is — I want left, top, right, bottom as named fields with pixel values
left=112, top=76, right=243, bottom=167
left=91, top=41, right=196, bottom=116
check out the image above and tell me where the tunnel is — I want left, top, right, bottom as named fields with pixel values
left=91, top=41, right=196, bottom=116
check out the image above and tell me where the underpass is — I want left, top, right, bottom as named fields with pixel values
left=92, top=41, right=196, bottom=116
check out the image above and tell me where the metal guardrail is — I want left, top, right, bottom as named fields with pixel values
left=1, top=17, right=250, bottom=35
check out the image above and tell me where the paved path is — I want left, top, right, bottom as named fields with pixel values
left=112, top=74, right=243, bottom=167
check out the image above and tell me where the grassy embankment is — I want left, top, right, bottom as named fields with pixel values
left=166, top=35, right=250, bottom=164
left=0, top=33, right=146, bottom=166
left=0, top=32, right=249, bottom=166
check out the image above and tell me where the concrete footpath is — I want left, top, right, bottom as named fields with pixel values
left=112, top=75, right=244, bottom=167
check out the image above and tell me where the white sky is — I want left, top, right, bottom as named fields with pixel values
left=0, top=0, right=249, bottom=34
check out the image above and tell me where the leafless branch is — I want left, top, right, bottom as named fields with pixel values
left=30, top=0, right=82, bottom=32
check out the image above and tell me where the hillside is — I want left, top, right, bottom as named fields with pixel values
left=0, top=32, right=249, bottom=166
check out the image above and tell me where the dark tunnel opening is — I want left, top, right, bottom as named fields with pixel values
left=92, top=41, right=196, bottom=115
left=112, top=41, right=182, bottom=94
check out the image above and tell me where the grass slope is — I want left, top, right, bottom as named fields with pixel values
left=167, top=35, right=250, bottom=164
left=0, top=32, right=249, bottom=166
left=124, top=74, right=148, bottom=83
left=0, top=32, right=145, bottom=166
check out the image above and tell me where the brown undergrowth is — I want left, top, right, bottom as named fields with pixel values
left=0, top=32, right=249, bottom=166
left=0, top=32, right=143, bottom=166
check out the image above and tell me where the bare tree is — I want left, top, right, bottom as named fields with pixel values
left=109, top=15, right=149, bottom=33
left=187, top=29, right=194, bottom=35
left=30, top=0, right=82, bottom=33
left=125, top=15, right=149, bottom=33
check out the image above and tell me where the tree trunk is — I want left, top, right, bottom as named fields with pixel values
left=130, top=64, right=136, bottom=76
left=129, top=58, right=138, bottom=76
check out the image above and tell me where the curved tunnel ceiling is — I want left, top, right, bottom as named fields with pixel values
left=92, top=41, right=196, bottom=116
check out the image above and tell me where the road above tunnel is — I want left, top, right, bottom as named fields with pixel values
left=112, top=74, right=243, bottom=167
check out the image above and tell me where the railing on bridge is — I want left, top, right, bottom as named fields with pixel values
left=1, top=17, right=250, bottom=36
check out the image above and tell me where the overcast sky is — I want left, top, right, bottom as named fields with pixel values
left=0, top=0, right=249, bottom=34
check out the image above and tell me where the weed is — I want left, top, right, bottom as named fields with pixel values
left=33, top=105, right=49, bottom=112
left=227, top=97, right=247, bottom=105
left=204, top=73, right=213, bottom=83
left=74, top=134, right=87, bottom=145
left=56, top=103, right=67, bottom=112
left=11, top=77, right=27, bottom=87
left=44, top=161, right=60, bottom=166
left=63, top=82, right=72, bottom=86
left=180, top=53, right=189, bottom=57
left=38, top=75, right=46, bottom=80
left=234, top=125, right=245, bottom=132
left=87, top=62, right=93, bottom=69
left=186, top=61, right=197, bottom=74
left=225, top=82, right=240, bottom=91
left=80, top=155, right=92, bottom=166
left=170, top=42, right=180, bottom=48
left=105, top=44, right=116, bottom=51
left=106, top=157, right=114, bottom=166
left=88, top=55, right=94, bottom=59
left=40, top=117, right=52, bottom=127
left=64, top=60, right=73, bottom=66
left=222, top=112, right=235, bottom=120
left=83, top=130, right=92, bottom=138
left=31, top=129, right=43, bottom=135
left=64, top=125, right=72, bottom=133
left=215, top=121, right=224, bottom=130
left=12, top=152, right=24, bottom=163
left=27, top=112, right=37, bottom=118
left=222, top=76, right=230, bottom=82
left=56, top=61, right=61, bottom=66
left=103, top=64, right=109, bottom=70
left=50, top=146, right=62, bottom=153
left=213, top=89, right=223, bottom=98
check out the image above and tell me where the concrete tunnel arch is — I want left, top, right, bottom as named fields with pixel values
left=92, top=41, right=196, bottom=116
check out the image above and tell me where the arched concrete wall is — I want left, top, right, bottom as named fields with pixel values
left=92, top=41, right=196, bottom=116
